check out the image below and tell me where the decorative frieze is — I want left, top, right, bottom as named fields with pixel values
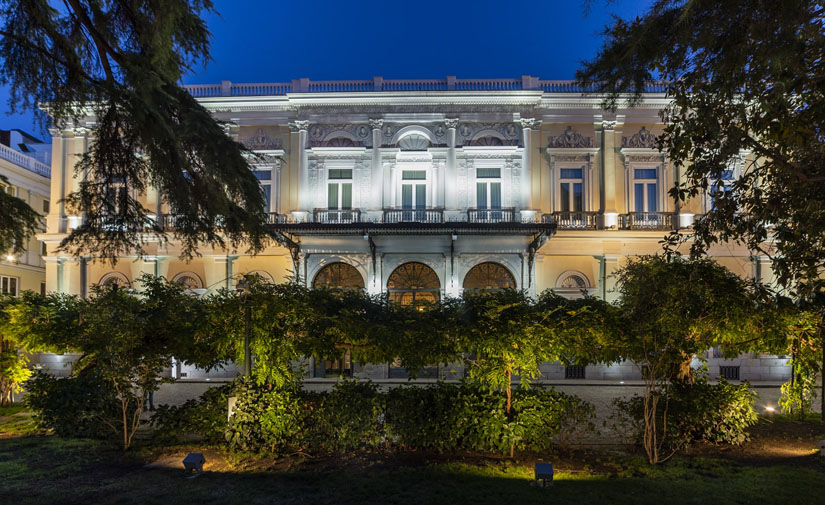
left=240, top=128, right=282, bottom=150
left=622, top=126, right=657, bottom=148
left=548, top=126, right=594, bottom=148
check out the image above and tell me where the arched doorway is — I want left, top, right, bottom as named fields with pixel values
left=311, top=262, right=364, bottom=378
left=312, top=262, right=365, bottom=290
left=462, top=262, right=517, bottom=292
left=387, top=262, right=441, bottom=308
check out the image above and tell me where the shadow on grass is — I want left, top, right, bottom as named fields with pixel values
left=1, top=434, right=824, bottom=505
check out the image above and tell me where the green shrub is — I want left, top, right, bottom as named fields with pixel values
left=511, top=387, right=596, bottom=451
left=385, top=382, right=463, bottom=451
left=224, top=377, right=305, bottom=454
left=150, top=381, right=234, bottom=444
left=612, top=376, right=758, bottom=449
left=304, top=380, right=384, bottom=452
left=25, top=369, right=123, bottom=439
left=149, top=378, right=595, bottom=455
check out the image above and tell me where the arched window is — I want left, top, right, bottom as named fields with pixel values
left=172, top=272, right=203, bottom=290
left=323, top=136, right=356, bottom=147
left=470, top=136, right=504, bottom=146
left=245, top=270, right=275, bottom=284
left=387, top=262, right=440, bottom=307
left=98, top=272, right=130, bottom=289
left=398, top=134, right=431, bottom=151
left=312, top=262, right=365, bottom=290
left=463, top=262, right=516, bottom=292
left=555, top=271, right=591, bottom=299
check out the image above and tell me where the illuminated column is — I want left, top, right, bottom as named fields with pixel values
left=290, top=121, right=310, bottom=214
left=445, top=119, right=459, bottom=211
left=601, top=120, right=619, bottom=228
left=46, top=128, right=66, bottom=234
left=369, top=119, right=384, bottom=211
left=519, top=118, right=540, bottom=212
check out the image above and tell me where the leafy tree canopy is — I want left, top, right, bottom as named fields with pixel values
left=0, top=174, right=42, bottom=256
left=578, top=0, right=825, bottom=297
left=0, top=0, right=274, bottom=261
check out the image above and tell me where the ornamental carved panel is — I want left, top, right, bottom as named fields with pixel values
left=548, top=126, right=594, bottom=148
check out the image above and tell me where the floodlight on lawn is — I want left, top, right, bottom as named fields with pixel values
left=534, top=462, right=554, bottom=487
left=183, top=453, right=206, bottom=477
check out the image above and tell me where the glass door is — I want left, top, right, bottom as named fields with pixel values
left=401, top=170, right=426, bottom=221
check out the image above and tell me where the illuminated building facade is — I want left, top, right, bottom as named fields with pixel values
left=40, top=76, right=787, bottom=382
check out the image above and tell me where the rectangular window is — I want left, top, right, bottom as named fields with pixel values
left=719, top=366, right=740, bottom=381
left=329, top=168, right=353, bottom=180
left=634, top=168, right=658, bottom=179
left=402, top=170, right=426, bottom=180
left=476, top=167, right=501, bottom=179
left=41, top=242, right=47, bottom=256
left=565, top=365, right=586, bottom=379
left=263, top=185, right=272, bottom=211
left=476, top=166, right=502, bottom=211
left=253, top=170, right=271, bottom=181
left=328, top=169, right=353, bottom=218
left=40, top=282, right=46, bottom=295
left=1, top=275, right=19, bottom=297
left=42, top=200, right=50, bottom=213
left=559, top=167, right=584, bottom=212
left=633, top=167, right=659, bottom=212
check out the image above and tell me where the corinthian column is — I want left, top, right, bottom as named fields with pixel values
left=369, top=119, right=384, bottom=211
left=519, top=118, right=540, bottom=211
left=289, top=121, right=310, bottom=214
left=444, top=119, right=459, bottom=211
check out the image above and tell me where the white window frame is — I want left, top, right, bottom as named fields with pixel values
left=557, top=165, right=586, bottom=212
left=326, top=167, right=354, bottom=210
left=1, top=275, right=20, bottom=297
left=629, top=163, right=664, bottom=213
left=474, top=163, right=503, bottom=209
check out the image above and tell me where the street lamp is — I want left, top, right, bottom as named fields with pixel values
left=235, top=275, right=253, bottom=377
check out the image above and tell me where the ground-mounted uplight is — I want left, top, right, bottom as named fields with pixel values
left=5, top=254, right=14, bottom=262
left=534, top=462, right=554, bottom=487
left=183, top=452, right=206, bottom=477
left=764, top=406, right=776, bottom=415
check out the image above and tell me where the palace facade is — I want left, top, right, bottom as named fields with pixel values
left=39, top=76, right=789, bottom=383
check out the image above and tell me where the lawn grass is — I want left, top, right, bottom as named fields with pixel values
left=1, top=409, right=824, bottom=505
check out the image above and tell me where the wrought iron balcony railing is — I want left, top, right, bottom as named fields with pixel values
left=620, top=212, right=675, bottom=230
left=543, top=211, right=602, bottom=230
left=466, top=208, right=516, bottom=223
left=382, top=208, right=444, bottom=224
left=313, top=209, right=361, bottom=224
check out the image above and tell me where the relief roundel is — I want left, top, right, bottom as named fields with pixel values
left=312, top=262, right=365, bottom=290
left=387, top=262, right=441, bottom=307
left=462, top=262, right=516, bottom=292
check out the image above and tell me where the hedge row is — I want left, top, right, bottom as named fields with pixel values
left=152, top=379, right=596, bottom=455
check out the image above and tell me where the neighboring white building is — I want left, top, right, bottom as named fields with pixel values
left=0, top=130, right=50, bottom=296
left=39, top=76, right=788, bottom=382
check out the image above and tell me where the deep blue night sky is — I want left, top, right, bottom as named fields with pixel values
left=1, top=0, right=653, bottom=136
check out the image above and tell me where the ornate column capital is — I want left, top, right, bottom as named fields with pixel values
left=288, top=120, right=310, bottom=132
left=601, top=120, right=617, bottom=131
left=221, top=121, right=240, bottom=135
left=368, top=118, right=384, bottom=130
left=444, top=118, right=460, bottom=129
left=519, top=118, right=540, bottom=130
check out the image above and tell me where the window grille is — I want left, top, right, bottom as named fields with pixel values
left=719, top=366, right=740, bottom=380
left=565, top=365, right=586, bottom=379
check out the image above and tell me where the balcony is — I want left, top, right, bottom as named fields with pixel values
left=383, top=208, right=444, bottom=224
left=620, top=212, right=675, bottom=230
left=543, top=211, right=602, bottom=230
left=466, top=208, right=516, bottom=223
left=313, top=208, right=361, bottom=224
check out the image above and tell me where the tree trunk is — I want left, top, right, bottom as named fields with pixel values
left=505, top=363, right=514, bottom=458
